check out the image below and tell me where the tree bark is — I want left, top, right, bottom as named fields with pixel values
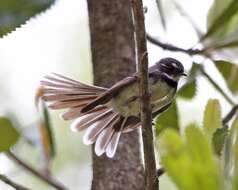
left=87, top=0, right=145, bottom=189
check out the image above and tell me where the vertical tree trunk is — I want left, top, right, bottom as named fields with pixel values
left=87, top=1, right=145, bottom=189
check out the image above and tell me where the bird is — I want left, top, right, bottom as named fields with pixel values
left=39, top=57, right=186, bottom=158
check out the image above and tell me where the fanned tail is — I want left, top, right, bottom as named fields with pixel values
left=40, top=73, right=139, bottom=158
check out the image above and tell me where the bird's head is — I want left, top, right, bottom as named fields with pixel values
left=156, top=57, right=186, bottom=81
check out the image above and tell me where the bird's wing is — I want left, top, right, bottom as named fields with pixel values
left=81, top=75, right=138, bottom=113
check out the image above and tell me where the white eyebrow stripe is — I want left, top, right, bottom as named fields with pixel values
left=171, top=62, right=179, bottom=68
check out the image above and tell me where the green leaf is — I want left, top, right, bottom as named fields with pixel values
left=157, top=125, right=223, bottom=190
left=178, top=80, right=196, bottom=99
left=185, top=125, right=222, bottom=190
left=212, top=127, right=228, bottom=156
left=214, top=60, right=238, bottom=94
left=231, top=113, right=238, bottom=190
left=203, top=99, right=222, bottom=135
left=204, top=0, right=238, bottom=40
left=0, top=117, right=20, bottom=152
left=157, top=129, right=194, bottom=190
left=157, top=128, right=183, bottom=157
left=0, top=0, right=55, bottom=37
left=155, top=101, right=179, bottom=136
left=185, top=124, right=214, bottom=163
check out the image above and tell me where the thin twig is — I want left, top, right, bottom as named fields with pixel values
left=131, top=1, right=158, bottom=190
left=197, top=66, right=236, bottom=106
left=6, top=151, right=68, bottom=190
left=157, top=168, right=165, bottom=178
left=222, top=104, right=238, bottom=125
left=146, top=34, right=204, bottom=55
left=0, top=174, right=32, bottom=190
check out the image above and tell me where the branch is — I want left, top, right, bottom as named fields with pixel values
left=222, top=104, right=238, bottom=125
left=0, top=174, right=31, bottom=190
left=197, top=66, right=236, bottom=106
left=131, top=1, right=158, bottom=190
left=146, top=34, right=204, bottom=55
left=6, top=151, right=68, bottom=190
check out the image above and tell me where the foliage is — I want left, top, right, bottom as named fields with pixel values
left=177, top=80, right=196, bottom=99
left=155, top=102, right=179, bottom=136
left=0, top=117, right=20, bottom=152
left=214, top=60, right=238, bottom=94
left=203, top=99, right=222, bottom=135
left=0, top=0, right=55, bottom=37
left=157, top=99, right=238, bottom=190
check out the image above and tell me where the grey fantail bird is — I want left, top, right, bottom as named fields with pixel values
left=40, top=57, right=186, bottom=158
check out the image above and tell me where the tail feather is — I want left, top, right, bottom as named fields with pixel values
left=43, top=88, right=95, bottom=95
left=94, top=115, right=120, bottom=156
left=48, top=98, right=94, bottom=109
left=105, top=117, right=127, bottom=158
left=71, top=108, right=113, bottom=132
left=40, top=73, right=142, bottom=158
left=61, top=105, right=107, bottom=120
left=42, top=94, right=98, bottom=102
left=83, top=113, right=117, bottom=145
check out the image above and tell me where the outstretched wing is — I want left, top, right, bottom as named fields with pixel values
left=81, top=75, right=138, bottom=113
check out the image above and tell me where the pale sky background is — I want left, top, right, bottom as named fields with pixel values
left=0, top=0, right=236, bottom=189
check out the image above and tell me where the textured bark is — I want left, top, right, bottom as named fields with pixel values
left=87, top=0, right=145, bottom=190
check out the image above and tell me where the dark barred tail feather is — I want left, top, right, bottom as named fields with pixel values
left=40, top=73, right=140, bottom=158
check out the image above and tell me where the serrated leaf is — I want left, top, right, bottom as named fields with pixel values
left=214, top=60, right=238, bottom=94
left=212, top=127, right=228, bottom=156
left=0, top=117, right=20, bottom=152
left=178, top=80, right=196, bottom=99
left=0, top=0, right=55, bottom=37
left=155, top=101, right=179, bottom=136
left=203, top=99, right=222, bottom=135
left=204, top=0, right=238, bottom=40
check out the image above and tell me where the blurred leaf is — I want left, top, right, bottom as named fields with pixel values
left=212, top=127, right=228, bottom=156
left=158, top=125, right=222, bottom=190
left=178, top=80, right=196, bottom=99
left=213, top=39, right=238, bottom=50
left=155, top=101, right=179, bottom=136
left=38, top=102, right=55, bottom=160
left=203, top=99, right=222, bottom=135
left=157, top=128, right=183, bottom=157
left=155, top=0, right=166, bottom=31
left=214, top=60, right=238, bottom=94
left=0, top=0, right=55, bottom=37
left=223, top=113, right=238, bottom=179
left=0, top=117, right=20, bottom=152
left=204, top=0, right=238, bottom=40
left=231, top=113, right=238, bottom=189
left=185, top=124, right=214, bottom=163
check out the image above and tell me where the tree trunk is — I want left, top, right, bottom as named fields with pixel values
left=87, top=0, right=145, bottom=189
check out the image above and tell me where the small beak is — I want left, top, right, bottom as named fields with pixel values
left=181, top=73, right=187, bottom=77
